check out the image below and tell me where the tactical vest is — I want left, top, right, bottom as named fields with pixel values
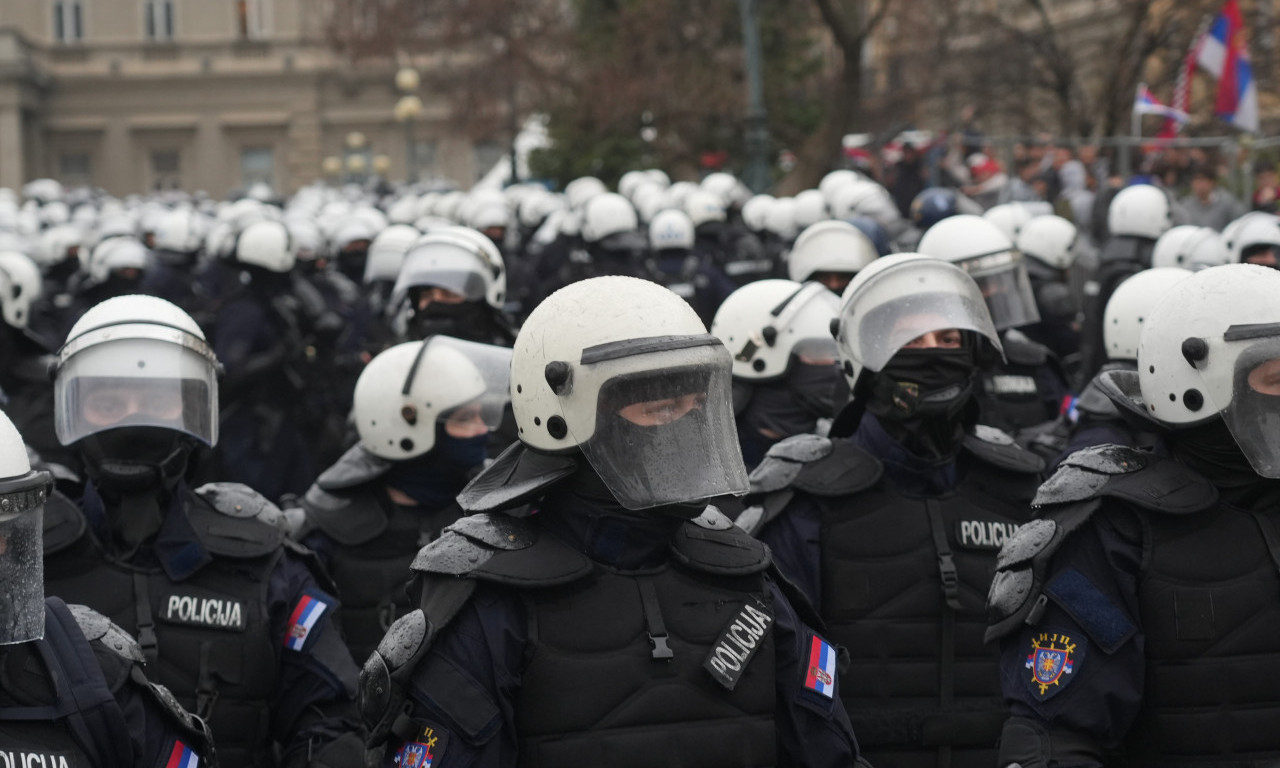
left=43, top=490, right=284, bottom=768
left=802, top=434, right=1041, bottom=767
left=390, top=509, right=779, bottom=768
left=1127, top=503, right=1280, bottom=764
left=301, top=481, right=460, bottom=663
left=989, top=444, right=1280, bottom=765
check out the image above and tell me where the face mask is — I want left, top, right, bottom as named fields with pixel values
left=383, top=426, right=488, bottom=509
left=408, top=301, right=491, bottom=341
left=337, top=249, right=368, bottom=282
left=78, top=427, right=192, bottom=494
left=864, top=347, right=978, bottom=461
left=1167, top=416, right=1262, bottom=489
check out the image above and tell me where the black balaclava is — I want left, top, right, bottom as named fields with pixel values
left=1166, top=416, right=1269, bottom=492
left=738, top=359, right=840, bottom=466
left=408, top=300, right=494, bottom=343
left=77, top=426, right=194, bottom=554
left=337, top=244, right=369, bottom=284
left=382, top=424, right=489, bottom=510
left=863, top=345, right=979, bottom=462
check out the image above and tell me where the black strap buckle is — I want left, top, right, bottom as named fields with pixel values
left=648, top=633, right=674, bottom=660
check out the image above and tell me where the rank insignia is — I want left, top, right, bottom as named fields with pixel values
left=395, top=723, right=448, bottom=768
left=1024, top=628, right=1086, bottom=700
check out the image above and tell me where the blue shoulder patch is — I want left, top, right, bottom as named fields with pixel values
left=1044, top=567, right=1137, bottom=654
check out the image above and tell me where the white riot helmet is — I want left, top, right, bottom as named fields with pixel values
left=1152, top=226, right=1231, bottom=271
left=466, top=198, right=510, bottom=233
left=353, top=337, right=512, bottom=460
left=711, top=280, right=839, bottom=381
left=834, top=253, right=1003, bottom=389
left=564, top=177, right=607, bottom=210
left=364, top=224, right=420, bottom=284
left=1108, top=184, right=1174, bottom=240
left=1225, top=213, right=1280, bottom=265
left=393, top=230, right=506, bottom=311
left=386, top=196, right=421, bottom=226
left=617, top=170, right=651, bottom=201
left=684, top=190, right=727, bottom=228
left=741, top=195, right=774, bottom=233
left=36, top=224, right=83, bottom=269
left=1016, top=215, right=1078, bottom=271
left=648, top=209, right=696, bottom=252
left=86, top=237, right=148, bottom=287
left=0, top=407, right=53, bottom=645
left=1136, top=264, right=1280, bottom=476
left=509, top=276, right=748, bottom=509
left=581, top=193, right=638, bottom=243
left=792, top=190, right=829, bottom=230
left=234, top=220, right=295, bottom=273
left=1103, top=267, right=1192, bottom=362
left=917, top=214, right=1040, bottom=330
left=700, top=172, right=739, bottom=205
left=53, top=295, right=219, bottom=447
left=983, top=203, right=1036, bottom=243
left=819, top=170, right=861, bottom=205
left=788, top=221, right=879, bottom=284
left=0, top=252, right=42, bottom=329
left=763, top=197, right=798, bottom=241
left=152, top=208, right=207, bottom=254
left=284, top=218, right=325, bottom=263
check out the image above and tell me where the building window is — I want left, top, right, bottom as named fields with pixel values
left=53, top=1, right=84, bottom=43
left=241, top=147, right=275, bottom=188
left=415, top=140, right=438, bottom=177
left=236, top=0, right=271, bottom=40
left=150, top=150, right=181, bottom=190
left=472, top=142, right=504, bottom=183
left=59, top=153, right=92, bottom=186
left=144, top=0, right=174, bottom=41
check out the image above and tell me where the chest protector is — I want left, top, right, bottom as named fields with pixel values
left=1125, top=503, right=1280, bottom=764
left=811, top=436, right=1040, bottom=762
left=302, top=482, right=460, bottom=662
left=43, top=491, right=284, bottom=768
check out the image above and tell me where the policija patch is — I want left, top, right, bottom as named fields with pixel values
left=703, top=600, right=774, bottom=691
left=1024, top=628, right=1086, bottom=701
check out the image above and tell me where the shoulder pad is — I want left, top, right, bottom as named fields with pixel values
left=188, top=485, right=284, bottom=558
left=300, top=484, right=387, bottom=546
left=672, top=506, right=771, bottom=576
left=791, top=438, right=883, bottom=497
left=734, top=489, right=795, bottom=538
left=315, top=444, right=393, bottom=491
left=360, top=610, right=431, bottom=744
left=140, top=680, right=212, bottom=749
left=748, top=434, right=832, bottom=494
left=410, top=513, right=592, bottom=587
left=1075, top=376, right=1120, bottom=419
left=1001, top=331, right=1049, bottom=366
left=1034, top=445, right=1217, bottom=514
left=67, top=603, right=145, bottom=663
left=42, top=489, right=86, bottom=555
left=964, top=425, right=1046, bottom=475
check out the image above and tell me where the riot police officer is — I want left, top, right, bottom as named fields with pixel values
left=642, top=208, right=734, bottom=326
left=787, top=220, right=879, bottom=295
left=41, top=295, right=364, bottom=768
left=988, top=263, right=1280, bottom=766
left=0, top=407, right=215, bottom=768
left=740, top=254, right=1044, bottom=768
left=390, top=228, right=517, bottom=346
left=292, top=336, right=511, bottom=662
left=360, top=276, right=862, bottom=767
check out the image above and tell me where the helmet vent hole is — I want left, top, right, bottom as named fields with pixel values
left=137, top=360, right=145, bottom=368
left=516, top=384, right=522, bottom=394
left=400, top=438, right=414, bottom=452
left=1183, top=389, right=1204, bottom=411
left=547, top=416, right=567, bottom=439
left=534, top=417, right=542, bottom=426
left=401, top=406, right=418, bottom=425
left=1149, top=365, right=1155, bottom=373
left=752, top=360, right=766, bottom=372
left=1168, top=393, right=1176, bottom=402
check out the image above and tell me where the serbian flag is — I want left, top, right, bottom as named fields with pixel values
left=1133, top=84, right=1188, bottom=124
left=165, top=741, right=200, bottom=768
left=1196, top=0, right=1259, bottom=132
left=803, top=634, right=838, bottom=699
left=283, top=592, right=330, bottom=651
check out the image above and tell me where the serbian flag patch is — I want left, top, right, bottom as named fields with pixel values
left=803, top=633, right=837, bottom=699
left=165, top=740, right=199, bottom=768
left=284, top=591, right=331, bottom=651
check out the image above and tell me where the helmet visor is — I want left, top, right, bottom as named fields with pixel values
left=393, top=249, right=489, bottom=306
left=1216, top=336, right=1280, bottom=478
left=579, top=355, right=748, bottom=510
left=839, top=261, right=1002, bottom=374
left=426, top=336, right=513, bottom=433
left=55, top=336, right=218, bottom=446
left=959, top=251, right=1041, bottom=330
left=0, top=470, right=52, bottom=645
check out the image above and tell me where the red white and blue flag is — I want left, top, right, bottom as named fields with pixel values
left=1133, top=84, right=1189, bottom=124
left=803, top=634, right=837, bottom=699
left=1195, top=0, right=1259, bottom=132
left=165, top=741, right=199, bottom=768
left=284, top=592, right=330, bottom=651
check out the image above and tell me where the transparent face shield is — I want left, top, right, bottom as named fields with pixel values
left=0, top=471, right=53, bottom=645
left=577, top=345, right=749, bottom=510
left=419, top=336, right=513, bottom=437
left=957, top=250, right=1041, bottom=330
left=1212, top=333, right=1280, bottom=478
left=392, top=249, right=490, bottom=309
left=54, top=333, right=219, bottom=447
left=838, top=261, right=1002, bottom=375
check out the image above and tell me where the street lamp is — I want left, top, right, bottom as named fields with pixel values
left=396, top=67, right=422, bottom=185
left=321, top=155, right=343, bottom=180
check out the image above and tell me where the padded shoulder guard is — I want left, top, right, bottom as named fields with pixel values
left=964, top=425, right=1046, bottom=475
left=139, top=678, right=214, bottom=751
left=1074, top=375, right=1120, bottom=420
left=739, top=436, right=882, bottom=536
left=67, top=603, right=145, bottom=663
left=1001, top=330, right=1050, bottom=367
left=671, top=506, right=771, bottom=576
left=1032, top=444, right=1217, bottom=514
left=189, top=483, right=285, bottom=558
left=315, top=444, right=393, bottom=492
left=791, top=437, right=883, bottom=497
left=299, top=484, right=388, bottom=546
left=748, top=434, right=833, bottom=494
left=361, top=609, right=431, bottom=746
left=410, top=512, right=593, bottom=588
